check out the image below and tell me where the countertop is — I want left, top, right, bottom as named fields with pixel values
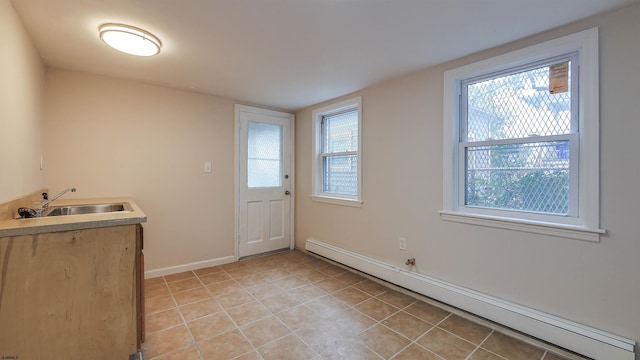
left=0, top=197, right=147, bottom=237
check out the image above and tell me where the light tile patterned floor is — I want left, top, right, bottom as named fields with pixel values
left=142, top=250, right=586, bottom=360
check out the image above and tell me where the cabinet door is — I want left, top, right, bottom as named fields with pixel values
left=0, top=226, right=138, bottom=359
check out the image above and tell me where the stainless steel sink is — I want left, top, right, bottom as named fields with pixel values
left=43, top=202, right=133, bottom=217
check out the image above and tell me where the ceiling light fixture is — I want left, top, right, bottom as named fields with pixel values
left=99, top=23, right=161, bottom=57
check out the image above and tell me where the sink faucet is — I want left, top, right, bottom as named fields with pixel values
left=17, top=188, right=78, bottom=218
left=38, top=187, right=76, bottom=214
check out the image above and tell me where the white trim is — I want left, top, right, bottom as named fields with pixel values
left=442, top=28, right=601, bottom=237
left=311, top=195, right=363, bottom=207
left=234, top=104, right=296, bottom=259
left=311, top=96, right=363, bottom=205
left=144, top=255, right=235, bottom=279
left=305, top=238, right=636, bottom=360
left=234, top=107, right=241, bottom=260
left=289, top=109, right=296, bottom=250
left=439, top=210, right=605, bottom=242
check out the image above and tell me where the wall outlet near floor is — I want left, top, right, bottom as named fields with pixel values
left=399, top=237, right=407, bottom=250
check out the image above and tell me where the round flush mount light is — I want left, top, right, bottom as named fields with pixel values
left=99, top=23, right=161, bottom=56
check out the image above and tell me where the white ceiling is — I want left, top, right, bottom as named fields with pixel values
left=11, top=0, right=636, bottom=111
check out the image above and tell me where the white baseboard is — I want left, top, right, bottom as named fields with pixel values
left=305, top=237, right=636, bottom=360
left=144, top=255, right=235, bottom=279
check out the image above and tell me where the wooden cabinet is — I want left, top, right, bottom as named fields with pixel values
left=137, top=224, right=145, bottom=345
left=0, top=224, right=143, bottom=359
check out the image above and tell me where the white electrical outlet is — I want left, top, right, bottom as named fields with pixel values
left=399, top=237, right=407, bottom=250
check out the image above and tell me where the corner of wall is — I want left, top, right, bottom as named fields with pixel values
left=0, top=0, right=46, bottom=203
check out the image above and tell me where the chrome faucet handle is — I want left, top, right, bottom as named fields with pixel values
left=18, top=207, right=38, bottom=218
left=41, top=187, right=77, bottom=210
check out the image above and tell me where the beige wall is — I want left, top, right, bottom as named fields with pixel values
left=0, top=0, right=45, bottom=203
left=44, top=70, right=236, bottom=270
left=295, top=4, right=640, bottom=350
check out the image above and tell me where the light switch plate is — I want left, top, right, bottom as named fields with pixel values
left=204, top=161, right=212, bottom=173
left=399, top=237, right=407, bottom=250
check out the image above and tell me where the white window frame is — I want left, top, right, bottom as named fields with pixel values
left=312, top=96, right=363, bottom=207
left=441, top=28, right=605, bottom=242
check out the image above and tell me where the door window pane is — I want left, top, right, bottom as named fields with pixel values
left=248, top=121, right=282, bottom=188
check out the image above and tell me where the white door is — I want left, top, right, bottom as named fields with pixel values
left=236, top=105, right=294, bottom=259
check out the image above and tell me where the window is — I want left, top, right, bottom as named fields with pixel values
left=312, top=96, right=363, bottom=206
left=247, top=121, right=282, bottom=188
left=463, top=55, right=578, bottom=216
left=441, top=28, right=604, bottom=241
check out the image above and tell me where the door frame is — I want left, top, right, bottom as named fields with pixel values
left=234, top=104, right=295, bottom=260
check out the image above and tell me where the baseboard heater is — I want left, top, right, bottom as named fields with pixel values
left=305, top=238, right=636, bottom=360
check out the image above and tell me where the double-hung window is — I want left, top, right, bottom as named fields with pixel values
left=441, top=28, right=604, bottom=241
left=312, top=96, right=363, bottom=206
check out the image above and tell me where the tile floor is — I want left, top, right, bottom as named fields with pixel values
left=142, top=250, right=586, bottom=360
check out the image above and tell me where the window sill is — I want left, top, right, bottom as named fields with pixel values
left=439, top=210, right=605, bottom=242
left=312, top=195, right=363, bottom=208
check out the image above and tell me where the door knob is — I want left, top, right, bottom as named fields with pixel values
left=285, top=190, right=291, bottom=195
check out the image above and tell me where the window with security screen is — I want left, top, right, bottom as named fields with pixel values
left=462, top=56, right=577, bottom=216
left=442, top=28, right=603, bottom=241
left=312, top=97, right=362, bottom=206
left=322, top=110, right=358, bottom=195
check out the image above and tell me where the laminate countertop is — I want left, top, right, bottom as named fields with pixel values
left=0, top=197, right=147, bottom=237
